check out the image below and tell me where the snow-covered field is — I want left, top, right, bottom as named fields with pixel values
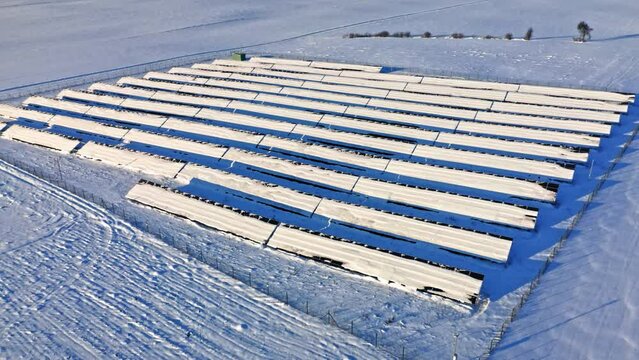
left=1, top=0, right=638, bottom=359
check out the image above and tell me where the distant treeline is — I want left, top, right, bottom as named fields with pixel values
left=344, top=28, right=535, bottom=41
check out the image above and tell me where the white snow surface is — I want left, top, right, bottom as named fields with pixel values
left=0, top=158, right=383, bottom=359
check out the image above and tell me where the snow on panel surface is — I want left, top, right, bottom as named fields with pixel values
left=49, top=115, right=129, bottom=140
left=212, top=59, right=273, bottom=69
left=505, top=92, right=629, bottom=113
left=456, top=121, right=601, bottom=147
left=366, top=98, right=478, bottom=119
left=412, top=145, right=575, bottom=181
left=322, top=75, right=407, bottom=91
left=77, top=141, right=184, bottom=178
left=268, top=225, right=483, bottom=304
left=404, top=83, right=507, bottom=101
left=85, top=106, right=168, bottom=127
left=385, top=160, right=557, bottom=202
left=254, top=93, right=347, bottom=114
left=352, top=178, right=537, bottom=229
left=302, top=81, right=390, bottom=98
left=309, top=61, right=382, bottom=73
left=123, top=129, right=227, bottom=159
left=195, top=108, right=297, bottom=133
left=291, top=124, right=417, bottom=155
left=117, top=76, right=184, bottom=91
left=177, top=164, right=322, bottom=214
left=271, top=64, right=342, bottom=76
left=474, top=111, right=612, bottom=135
left=205, top=77, right=283, bottom=94
left=57, top=89, right=125, bottom=107
left=126, top=182, right=276, bottom=244
left=1, top=125, right=79, bottom=153
left=181, top=83, right=258, bottom=100
left=420, top=77, right=520, bottom=91
left=23, top=96, right=92, bottom=115
left=318, top=115, right=438, bottom=143
left=120, top=98, right=200, bottom=118
left=229, top=72, right=305, bottom=88
left=168, top=67, right=233, bottom=80
left=228, top=100, right=323, bottom=124
left=161, top=118, right=264, bottom=145
left=222, top=148, right=358, bottom=191
left=517, top=84, right=634, bottom=103
left=143, top=71, right=208, bottom=85
left=344, top=106, right=459, bottom=130
left=279, top=87, right=371, bottom=106
left=386, top=90, right=493, bottom=110
left=338, top=70, right=422, bottom=83
left=192, top=63, right=254, bottom=74
left=251, top=68, right=326, bottom=82
left=313, top=199, right=512, bottom=262
left=0, top=104, right=54, bottom=123
left=89, top=82, right=156, bottom=99
left=435, top=132, right=589, bottom=163
left=490, top=102, right=621, bottom=123
left=249, top=56, right=312, bottom=67
left=150, top=91, right=231, bottom=109
left=258, top=136, right=391, bottom=171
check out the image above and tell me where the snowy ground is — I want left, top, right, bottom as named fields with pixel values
left=0, top=158, right=383, bottom=359
left=1, top=0, right=639, bottom=359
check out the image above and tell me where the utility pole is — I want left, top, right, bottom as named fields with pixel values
left=452, top=332, right=459, bottom=360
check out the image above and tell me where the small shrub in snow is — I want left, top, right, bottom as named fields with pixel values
left=392, top=31, right=411, bottom=38
left=484, top=34, right=495, bottom=39
left=576, top=21, right=593, bottom=42
left=423, top=31, right=432, bottom=38
left=451, top=32, right=464, bottom=39
left=504, top=33, right=513, bottom=40
left=375, top=31, right=390, bottom=37
left=524, top=27, right=533, bottom=41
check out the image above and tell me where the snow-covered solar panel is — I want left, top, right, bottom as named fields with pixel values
left=420, top=77, right=520, bottom=92
left=474, top=111, right=612, bottom=135
left=435, top=132, right=589, bottom=163
left=213, top=59, right=273, bottom=69
left=48, top=115, right=129, bottom=140
left=0, top=104, right=54, bottom=123
left=126, top=182, right=277, bottom=244
left=229, top=72, right=305, bottom=88
left=85, top=106, right=168, bottom=127
left=302, top=81, right=390, bottom=98
left=1, top=125, right=80, bottom=153
left=123, top=129, right=228, bottom=159
left=228, top=100, right=323, bottom=124
left=160, top=118, right=264, bottom=146
left=270, top=64, right=341, bottom=76
left=344, top=106, right=459, bottom=130
left=77, top=141, right=184, bottom=178
left=490, top=102, right=621, bottom=123
left=181, top=83, right=258, bottom=100
left=143, top=71, right=208, bottom=85
left=117, top=76, right=183, bottom=92
left=168, top=67, right=233, bottom=80
left=352, top=178, right=537, bottom=229
left=366, top=98, right=478, bottom=119
left=57, top=89, right=125, bottom=106
left=385, top=90, right=493, bottom=110
left=404, top=83, right=507, bottom=101
left=193, top=63, right=255, bottom=74
left=322, top=76, right=408, bottom=91
left=412, top=145, right=574, bottom=181
left=120, top=98, right=201, bottom=118
left=177, top=164, right=322, bottom=215
left=205, top=77, right=283, bottom=93
left=318, top=115, right=438, bottom=143
left=385, top=160, right=557, bottom=202
left=258, top=136, right=391, bottom=171
left=505, top=92, right=629, bottom=113
left=23, top=96, right=92, bottom=115
left=313, top=199, right=512, bottom=262
left=290, top=124, right=417, bottom=155
left=517, top=84, right=634, bottom=103
left=252, top=68, right=325, bottom=82
left=309, top=60, right=382, bottom=73
left=455, top=122, right=600, bottom=147
left=254, top=93, right=347, bottom=114
left=89, top=82, right=155, bottom=99
left=279, top=87, right=371, bottom=106
left=250, top=57, right=312, bottom=67
left=338, top=70, right=422, bottom=83
left=151, top=91, right=231, bottom=109
left=268, top=225, right=483, bottom=304
left=222, top=148, right=358, bottom=191
left=196, top=108, right=297, bottom=133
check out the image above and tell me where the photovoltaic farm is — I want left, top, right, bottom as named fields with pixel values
left=0, top=56, right=634, bottom=307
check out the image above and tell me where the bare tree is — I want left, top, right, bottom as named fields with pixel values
left=524, top=27, right=533, bottom=41
left=577, top=21, right=593, bottom=42
left=504, top=33, right=513, bottom=40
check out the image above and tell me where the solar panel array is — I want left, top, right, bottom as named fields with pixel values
left=0, top=56, right=634, bottom=305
